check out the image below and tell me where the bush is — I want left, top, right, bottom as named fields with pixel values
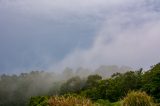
left=111, top=101, right=122, bottom=106
left=48, top=95, right=93, bottom=106
left=28, top=96, right=50, bottom=106
left=122, top=91, right=154, bottom=106
left=95, top=99, right=112, bottom=106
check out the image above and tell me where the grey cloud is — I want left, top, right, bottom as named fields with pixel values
left=51, top=0, right=160, bottom=71
left=0, top=0, right=160, bottom=73
left=0, top=0, right=106, bottom=73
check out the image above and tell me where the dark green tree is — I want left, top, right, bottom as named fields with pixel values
left=85, top=74, right=102, bottom=88
left=106, top=70, right=142, bottom=102
left=60, top=76, right=85, bottom=94
left=142, top=63, right=160, bottom=102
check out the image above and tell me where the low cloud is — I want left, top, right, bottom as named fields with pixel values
left=0, top=0, right=160, bottom=73
left=51, top=0, right=160, bottom=71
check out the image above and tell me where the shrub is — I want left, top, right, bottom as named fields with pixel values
left=95, top=99, right=112, bottom=106
left=111, top=101, right=122, bottom=106
left=122, top=91, right=154, bottom=106
left=48, top=95, right=93, bottom=106
left=28, top=96, right=50, bottom=106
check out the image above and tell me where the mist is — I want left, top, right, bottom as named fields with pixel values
left=0, top=1, right=160, bottom=105
left=49, top=0, right=160, bottom=71
left=0, top=0, right=160, bottom=73
left=0, top=64, right=132, bottom=105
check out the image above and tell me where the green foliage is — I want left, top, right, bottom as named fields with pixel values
left=111, top=101, right=122, bottom=106
left=106, top=71, right=142, bottom=102
left=122, top=91, right=154, bottom=106
left=28, top=96, right=50, bottom=106
left=95, top=99, right=121, bottom=106
left=81, top=79, right=108, bottom=100
left=95, top=99, right=112, bottom=106
left=85, top=74, right=102, bottom=88
left=81, top=88, right=100, bottom=100
left=77, top=71, right=143, bottom=102
left=79, top=74, right=105, bottom=101
left=60, top=76, right=85, bottom=94
left=142, top=63, right=160, bottom=102
left=1, top=63, right=160, bottom=105
left=106, top=70, right=142, bottom=102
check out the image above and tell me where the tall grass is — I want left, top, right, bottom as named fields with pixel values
left=48, top=95, right=93, bottom=106
left=122, top=91, right=154, bottom=106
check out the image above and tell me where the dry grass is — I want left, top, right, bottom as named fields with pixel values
left=48, top=95, right=93, bottom=106
left=122, top=91, right=154, bottom=106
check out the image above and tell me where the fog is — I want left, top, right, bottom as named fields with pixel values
left=0, top=1, right=160, bottom=105
left=0, top=0, right=160, bottom=73
left=49, top=0, right=160, bottom=71
left=0, top=65, right=132, bottom=105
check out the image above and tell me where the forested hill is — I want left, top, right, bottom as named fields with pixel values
left=0, top=63, right=160, bottom=106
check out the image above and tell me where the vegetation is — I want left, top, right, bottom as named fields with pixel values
left=142, top=63, right=160, bottom=103
left=28, top=96, right=50, bottom=106
left=122, top=91, right=154, bottom=106
left=0, top=63, right=160, bottom=105
left=48, top=95, right=93, bottom=106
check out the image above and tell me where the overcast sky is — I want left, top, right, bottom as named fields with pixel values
left=0, top=0, right=160, bottom=74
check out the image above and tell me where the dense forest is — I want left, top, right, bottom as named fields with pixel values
left=0, top=63, right=160, bottom=106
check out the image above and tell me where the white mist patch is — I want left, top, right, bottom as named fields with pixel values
left=50, top=0, right=160, bottom=71
left=1, top=0, right=160, bottom=73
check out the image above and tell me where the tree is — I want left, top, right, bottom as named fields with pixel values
left=85, top=74, right=102, bottom=89
left=142, top=63, right=160, bottom=102
left=60, top=76, right=85, bottom=94
left=106, top=71, right=142, bottom=102
left=80, top=75, right=103, bottom=100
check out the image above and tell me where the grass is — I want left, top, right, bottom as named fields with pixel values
left=48, top=95, right=93, bottom=106
left=122, top=91, right=154, bottom=106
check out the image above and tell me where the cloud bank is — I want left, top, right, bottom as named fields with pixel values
left=0, top=0, right=160, bottom=73
left=50, top=0, right=160, bottom=71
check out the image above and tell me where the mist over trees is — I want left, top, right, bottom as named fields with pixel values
left=0, top=64, right=160, bottom=106
left=0, top=65, right=130, bottom=106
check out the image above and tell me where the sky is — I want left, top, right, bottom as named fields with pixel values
left=0, top=0, right=160, bottom=74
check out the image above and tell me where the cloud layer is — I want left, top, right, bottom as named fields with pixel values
left=0, top=0, right=160, bottom=73
left=50, top=0, right=160, bottom=71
